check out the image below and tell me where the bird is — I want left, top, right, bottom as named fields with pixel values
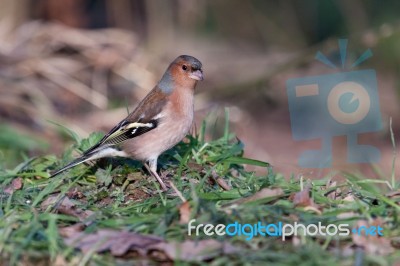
left=50, top=55, right=203, bottom=191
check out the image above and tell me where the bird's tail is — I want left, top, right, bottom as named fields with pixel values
left=50, top=146, right=123, bottom=178
left=50, top=153, right=94, bottom=178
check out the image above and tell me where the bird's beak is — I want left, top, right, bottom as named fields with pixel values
left=189, top=69, right=204, bottom=81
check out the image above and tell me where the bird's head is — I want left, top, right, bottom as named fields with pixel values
left=173, top=55, right=204, bottom=81
left=159, top=55, right=203, bottom=93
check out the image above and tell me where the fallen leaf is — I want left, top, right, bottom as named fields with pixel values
left=59, top=223, right=85, bottom=238
left=41, top=194, right=75, bottom=210
left=66, top=229, right=163, bottom=256
left=186, top=162, right=203, bottom=172
left=4, top=177, right=23, bottom=194
left=179, top=201, right=191, bottom=224
left=352, top=220, right=394, bottom=255
left=63, top=229, right=236, bottom=261
left=292, top=186, right=314, bottom=206
left=290, top=185, right=321, bottom=213
left=41, top=194, right=95, bottom=224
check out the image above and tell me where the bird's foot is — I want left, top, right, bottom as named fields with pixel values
left=144, top=163, right=168, bottom=191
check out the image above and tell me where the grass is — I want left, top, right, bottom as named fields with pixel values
left=0, top=113, right=400, bottom=265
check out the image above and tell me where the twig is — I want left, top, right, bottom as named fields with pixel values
left=168, top=181, right=186, bottom=203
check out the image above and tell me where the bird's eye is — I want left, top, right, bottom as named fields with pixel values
left=182, top=65, right=188, bottom=71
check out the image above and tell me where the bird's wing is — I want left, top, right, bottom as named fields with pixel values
left=83, top=87, right=168, bottom=155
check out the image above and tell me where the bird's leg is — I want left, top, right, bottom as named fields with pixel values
left=145, top=158, right=168, bottom=191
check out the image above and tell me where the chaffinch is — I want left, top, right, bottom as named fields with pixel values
left=51, top=55, right=203, bottom=190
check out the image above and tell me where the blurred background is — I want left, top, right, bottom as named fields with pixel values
left=1, top=0, right=400, bottom=178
